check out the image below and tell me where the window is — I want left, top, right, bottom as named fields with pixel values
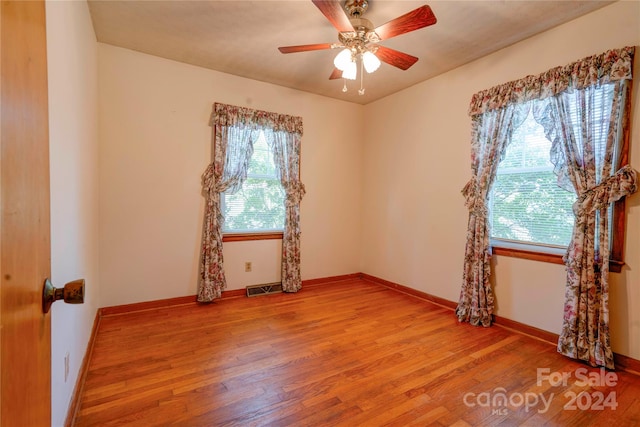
left=490, top=108, right=577, bottom=250
left=489, top=83, right=628, bottom=272
left=222, top=131, right=285, bottom=238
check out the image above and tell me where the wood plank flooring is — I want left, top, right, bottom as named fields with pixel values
left=73, top=279, right=640, bottom=426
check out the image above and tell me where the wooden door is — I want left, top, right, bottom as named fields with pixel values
left=1, top=1, right=52, bottom=425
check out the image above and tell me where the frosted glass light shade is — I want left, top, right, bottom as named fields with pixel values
left=334, top=49, right=353, bottom=71
left=342, top=61, right=357, bottom=80
left=363, top=51, right=381, bottom=73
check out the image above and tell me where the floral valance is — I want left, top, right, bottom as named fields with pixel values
left=210, top=102, right=303, bottom=135
left=469, top=46, right=635, bottom=117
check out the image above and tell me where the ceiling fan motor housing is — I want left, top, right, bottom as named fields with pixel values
left=338, top=17, right=380, bottom=53
left=344, top=0, right=369, bottom=18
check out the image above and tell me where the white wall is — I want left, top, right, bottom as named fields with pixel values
left=362, top=0, right=640, bottom=360
left=98, top=44, right=364, bottom=307
left=41, top=1, right=640, bottom=423
left=46, top=1, right=99, bottom=425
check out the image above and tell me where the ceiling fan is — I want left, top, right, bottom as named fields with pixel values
left=278, top=0, right=437, bottom=94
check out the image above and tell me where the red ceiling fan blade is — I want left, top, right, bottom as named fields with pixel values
left=278, top=43, right=334, bottom=54
left=374, top=5, right=437, bottom=41
left=374, top=45, right=419, bottom=70
left=312, top=0, right=354, bottom=33
left=329, top=68, right=343, bottom=80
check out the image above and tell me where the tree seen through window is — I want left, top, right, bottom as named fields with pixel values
left=222, top=132, right=285, bottom=232
left=490, top=108, right=576, bottom=247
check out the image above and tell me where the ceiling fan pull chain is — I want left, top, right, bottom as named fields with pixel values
left=358, top=57, right=365, bottom=95
left=342, top=79, right=348, bottom=93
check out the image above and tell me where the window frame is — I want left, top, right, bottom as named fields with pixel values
left=222, top=232, right=283, bottom=242
left=490, top=83, right=632, bottom=274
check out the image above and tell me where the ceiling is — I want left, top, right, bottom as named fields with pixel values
left=87, top=0, right=614, bottom=105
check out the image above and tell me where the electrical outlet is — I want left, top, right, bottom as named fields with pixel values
left=245, top=262, right=252, bottom=272
left=64, top=352, right=70, bottom=383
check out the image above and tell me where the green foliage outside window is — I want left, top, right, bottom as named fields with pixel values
left=490, top=110, right=576, bottom=247
left=223, top=133, right=285, bottom=232
left=492, top=171, right=576, bottom=246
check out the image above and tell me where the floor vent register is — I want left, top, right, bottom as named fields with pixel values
left=246, top=283, right=283, bottom=297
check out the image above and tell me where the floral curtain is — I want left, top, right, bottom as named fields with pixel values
left=460, top=46, right=636, bottom=368
left=197, top=103, right=304, bottom=302
left=456, top=104, right=529, bottom=326
left=266, top=128, right=305, bottom=292
left=535, top=77, right=636, bottom=369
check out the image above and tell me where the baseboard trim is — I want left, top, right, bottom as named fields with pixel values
left=100, top=289, right=250, bottom=316
left=65, top=310, right=101, bottom=427
left=221, top=288, right=246, bottom=299
left=614, top=352, right=640, bottom=374
left=492, top=314, right=559, bottom=345
left=361, top=273, right=457, bottom=310
left=100, top=295, right=198, bottom=316
left=362, top=273, right=640, bottom=375
left=99, top=274, right=360, bottom=317
left=302, top=273, right=362, bottom=287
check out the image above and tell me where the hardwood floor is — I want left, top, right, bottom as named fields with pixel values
left=74, top=278, right=640, bottom=426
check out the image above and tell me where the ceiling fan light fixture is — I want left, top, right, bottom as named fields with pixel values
left=342, top=61, right=357, bottom=80
left=362, top=51, right=381, bottom=73
left=334, top=48, right=353, bottom=71
left=277, top=1, right=437, bottom=95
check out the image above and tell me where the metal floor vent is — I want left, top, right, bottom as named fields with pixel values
left=246, top=282, right=283, bottom=297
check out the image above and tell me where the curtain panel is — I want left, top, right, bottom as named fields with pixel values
left=197, top=103, right=304, bottom=302
left=456, top=105, right=529, bottom=326
left=457, top=46, right=636, bottom=368
left=535, top=81, right=636, bottom=369
left=267, top=130, right=306, bottom=292
left=198, top=121, right=255, bottom=302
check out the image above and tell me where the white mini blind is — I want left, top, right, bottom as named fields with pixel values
left=490, top=108, right=576, bottom=247
left=490, top=84, right=614, bottom=248
left=222, top=132, right=285, bottom=232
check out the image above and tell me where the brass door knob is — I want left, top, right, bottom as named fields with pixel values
left=42, top=278, right=85, bottom=313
